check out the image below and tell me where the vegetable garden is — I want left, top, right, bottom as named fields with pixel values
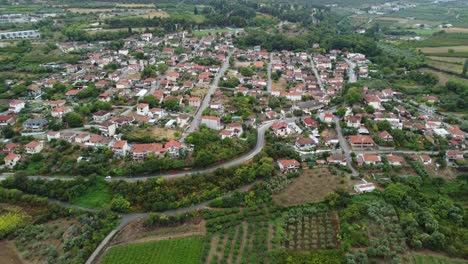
left=201, top=204, right=342, bottom=264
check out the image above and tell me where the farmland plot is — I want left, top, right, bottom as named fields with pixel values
left=283, top=208, right=340, bottom=251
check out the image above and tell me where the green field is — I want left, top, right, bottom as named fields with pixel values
left=71, top=181, right=112, bottom=208
left=413, top=254, right=468, bottom=264
left=101, top=236, right=204, bottom=264
left=192, top=28, right=238, bottom=37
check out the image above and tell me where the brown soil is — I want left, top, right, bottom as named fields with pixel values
left=0, top=241, right=23, bottom=264
left=273, top=168, right=359, bottom=207
left=267, top=224, right=273, bottom=252
left=207, top=236, right=222, bottom=263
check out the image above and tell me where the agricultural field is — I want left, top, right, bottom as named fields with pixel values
left=102, top=236, right=204, bottom=264
left=272, top=167, right=358, bottom=207
left=426, top=60, right=463, bottom=75
left=419, top=68, right=467, bottom=85
left=192, top=28, right=238, bottom=37
left=413, top=254, right=468, bottom=264
left=202, top=204, right=342, bottom=264
left=283, top=208, right=340, bottom=251
left=419, top=45, right=468, bottom=54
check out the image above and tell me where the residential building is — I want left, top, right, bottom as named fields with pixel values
left=201, top=116, right=222, bottom=130
left=277, top=159, right=301, bottom=172
left=4, top=154, right=21, bottom=168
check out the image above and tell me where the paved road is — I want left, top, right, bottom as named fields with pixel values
left=334, top=117, right=359, bottom=176
left=267, top=52, right=273, bottom=92
left=111, top=118, right=295, bottom=182
left=344, top=58, right=357, bottom=83
left=6, top=118, right=299, bottom=183
left=184, top=51, right=233, bottom=136
left=308, top=55, right=324, bottom=91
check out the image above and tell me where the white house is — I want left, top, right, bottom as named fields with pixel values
left=201, top=116, right=222, bottom=130
left=47, top=131, right=61, bottom=141
left=9, top=100, right=25, bottom=113
left=277, top=159, right=301, bottom=172
left=137, top=103, right=150, bottom=116
left=25, top=141, right=44, bottom=154
left=4, top=154, right=21, bottom=168
left=354, top=181, right=376, bottom=193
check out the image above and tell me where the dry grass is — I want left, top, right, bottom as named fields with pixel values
left=151, top=127, right=180, bottom=140
left=116, top=4, right=155, bottom=8
left=443, top=27, right=468, bottom=33
left=191, top=87, right=208, bottom=97
left=67, top=8, right=115, bottom=13
left=272, top=167, right=359, bottom=207
left=132, top=10, right=170, bottom=19
left=272, top=77, right=287, bottom=92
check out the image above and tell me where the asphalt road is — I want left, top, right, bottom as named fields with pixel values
left=334, top=117, right=359, bottom=176
left=344, top=58, right=357, bottom=83
left=308, top=55, right=324, bottom=91
left=267, top=52, right=273, bottom=92
left=184, top=51, right=233, bottom=136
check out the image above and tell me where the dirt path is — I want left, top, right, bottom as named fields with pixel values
left=207, top=236, right=221, bottom=264
left=0, top=241, right=23, bottom=264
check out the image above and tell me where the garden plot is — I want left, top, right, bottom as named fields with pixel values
left=283, top=208, right=340, bottom=251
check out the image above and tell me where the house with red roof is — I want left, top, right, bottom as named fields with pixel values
left=387, top=155, right=404, bottom=166
left=137, top=103, right=149, bottom=116
left=277, top=159, right=301, bottom=172
left=0, top=115, right=16, bottom=126
left=9, top=100, right=25, bottom=113
left=131, top=143, right=166, bottom=161
left=201, top=116, right=222, bottom=130
left=349, top=135, right=375, bottom=148
left=327, top=153, right=347, bottom=166
left=378, top=131, right=393, bottom=142
left=112, top=140, right=129, bottom=157
left=165, top=140, right=182, bottom=158
left=25, top=141, right=44, bottom=154
left=358, top=154, right=381, bottom=166
left=271, top=122, right=290, bottom=137
left=4, top=153, right=21, bottom=168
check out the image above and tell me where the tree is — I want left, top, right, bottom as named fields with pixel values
left=194, top=6, right=199, bottom=15
left=344, top=87, right=363, bottom=105
left=141, top=65, right=157, bottom=79
left=336, top=106, right=347, bottom=117
left=63, top=113, right=83, bottom=128
left=110, top=195, right=131, bottom=212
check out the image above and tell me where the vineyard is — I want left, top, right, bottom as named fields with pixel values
left=201, top=205, right=341, bottom=264
left=283, top=208, right=341, bottom=251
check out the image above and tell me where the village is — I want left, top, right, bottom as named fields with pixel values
left=0, top=30, right=465, bottom=193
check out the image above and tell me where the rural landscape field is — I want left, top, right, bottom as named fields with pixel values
left=0, top=0, right=467, bottom=263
